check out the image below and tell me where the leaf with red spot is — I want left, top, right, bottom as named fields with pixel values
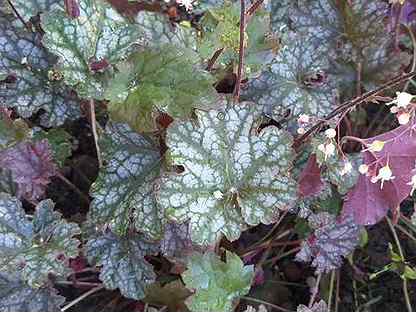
left=298, top=154, right=324, bottom=198
left=343, top=120, right=416, bottom=225
left=0, top=140, right=57, bottom=201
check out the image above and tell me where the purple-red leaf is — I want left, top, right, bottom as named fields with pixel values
left=64, top=0, right=80, bottom=18
left=0, top=140, right=57, bottom=201
left=296, top=212, right=360, bottom=273
left=343, top=120, right=416, bottom=225
left=298, top=154, right=324, bottom=198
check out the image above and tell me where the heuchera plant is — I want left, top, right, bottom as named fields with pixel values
left=0, top=0, right=416, bottom=311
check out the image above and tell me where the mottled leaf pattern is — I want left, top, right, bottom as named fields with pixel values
left=135, top=11, right=197, bottom=50
left=296, top=212, right=360, bottom=273
left=297, top=300, right=328, bottom=312
left=242, top=33, right=337, bottom=125
left=0, top=140, right=57, bottom=201
left=106, top=46, right=218, bottom=133
left=0, top=194, right=80, bottom=287
left=87, top=123, right=163, bottom=238
left=0, top=273, right=64, bottom=312
left=86, top=231, right=158, bottom=300
left=158, top=102, right=297, bottom=245
left=0, top=22, right=80, bottom=126
left=41, top=0, right=142, bottom=99
left=13, top=0, right=62, bottom=21
left=183, top=251, right=254, bottom=312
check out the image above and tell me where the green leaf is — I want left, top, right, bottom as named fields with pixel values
left=242, top=33, right=337, bottom=126
left=86, top=231, right=158, bottom=300
left=0, top=193, right=80, bottom=288
left=158, top=102, right=297, bottom=245
left=0, top=112, right=30, bottom=149
left=198, top=1, right=275, bottom=77
left=182, top=251, right=254, bottom=312
left=33, top=128, right=72, bottom=167
left=403, top=265, right=416, bottom=280
left=41, top=0, right=142, bottom=99
left=0, top=273, right=64, bottom=312
left=0, top=23, right=81, bottom=126
left=88, top=123, right=163, bottom=239
left=106, top=45, right=218, bottom=133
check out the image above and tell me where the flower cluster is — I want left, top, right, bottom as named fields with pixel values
left=316, top=128, right=337, bottom=161
left=387, top=92, right=415, bottom=125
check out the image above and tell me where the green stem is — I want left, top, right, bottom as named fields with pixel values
left=386, top=217, right=413, bottom=312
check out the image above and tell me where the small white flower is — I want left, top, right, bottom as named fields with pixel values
left=340, top=161, right=353, bottom=176
left=389, top=92, right=414, bottom=108
left=407, top=174, right=416, bottom=195
left=21, top=57, right=28, bottom=65
left=176, top=0, right=195, bottom=11
left=374, top=164, right=395, bottom=189
left=318, top=143, right=335, bottom=160
left=325, top=128, right=337, bottom=139
left=297, top=127, right=306, bottom=135
left=358, top=164, right=369, bottom=174
left=398, top=112, right=411, bottom=125
left=213, top=190, right=223, bottom=200
left=298, top=114, right=310, bottom=124
left=323, top=143, right=335, bottom=160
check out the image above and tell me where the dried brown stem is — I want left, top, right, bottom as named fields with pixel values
left=233, top=0, right=246, bottom=101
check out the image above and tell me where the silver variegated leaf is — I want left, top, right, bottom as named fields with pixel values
left=158, top=102, right=297, bottom=245
left=41, top=0, right=142, bottom=99
left=0, top=273, right=64, bottom=312
left=0, top=194, right=80, bottom=287
left=87, top=123, right=163, bottom=239
left=86, top=231, right=158, bottom=300
left=297, top=300, right=328, bottom=312
left=13, top=0, right=62, bottom=21
left=296, top=212, right=360, bottom=273
left=135, top=11, right=197, bottom=51
left=242, top=33, right=337, bottom=127
left=0, top=23, right=80, bottom=126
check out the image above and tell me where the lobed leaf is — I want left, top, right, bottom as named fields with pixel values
left=182, top=251, right=254, bottom=312
left=86, top=231, right=158, bottom=300
left=41, top=0, right=142, bottom=99
left=158, top=102, right=297, bottom=245
left=0, top=194, right=80, bottom=287
left=296, top=212, right=360, bottom=273
left=0, top=22, right=80, bottom=126
left=0, top=140, right=57, bottom=201
left=0, top=273, right=64, bottom=312
left=242, top=33, right=337, bottom=126
left=87, top=123, right=163, bottom=238
left=106, top=45, right=218, bottom=133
